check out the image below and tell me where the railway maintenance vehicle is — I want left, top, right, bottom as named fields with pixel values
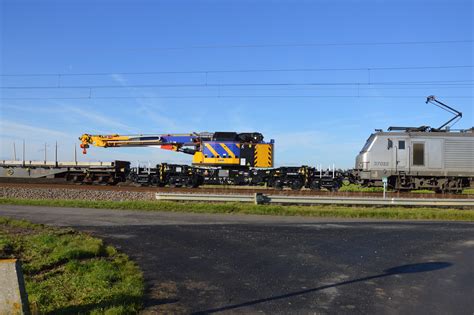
left=79, top=131, right=343, bottom=190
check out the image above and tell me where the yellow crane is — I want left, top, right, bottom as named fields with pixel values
left=79, top=131, right=274, bottom=168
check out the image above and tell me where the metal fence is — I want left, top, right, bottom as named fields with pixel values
left=156, top=193, right=474, bottom=208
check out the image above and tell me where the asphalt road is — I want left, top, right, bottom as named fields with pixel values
left=1, top=205, right=473, bottom=315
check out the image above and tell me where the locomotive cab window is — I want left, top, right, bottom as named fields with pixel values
left=398, top=140, right=405, bottom=150
left=360, top=135, right=375, bottom=153
left=412, top=143, right=424, bottom=166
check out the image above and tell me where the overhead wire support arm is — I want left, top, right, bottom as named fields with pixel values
left=425, top=95, right=463, bottom=130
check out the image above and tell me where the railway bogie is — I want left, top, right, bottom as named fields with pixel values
left=129, top=164, right=204, bottom=188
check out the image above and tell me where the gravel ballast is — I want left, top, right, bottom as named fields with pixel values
left=0, top=187, right=155, bottom=201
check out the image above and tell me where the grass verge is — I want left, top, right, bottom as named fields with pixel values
left=0, top=217, right=144, bottom=314
left=0, top=197, right=473, bottom=221
left=338, top=183, right=385, bottom=193
left=463, top=188, right=474, bottom=195
left=338, top=182, right=473, bottom=194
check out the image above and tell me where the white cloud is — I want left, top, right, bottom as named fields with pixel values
left=135, top=104, right=180, bottom=131
left=110, top=73, right=128, bottom=86
left=109, top=73, right=182, bottom=132
left=62, top=105, right=135, bottom=133
left=2, top=102, right=136, bottom=134
left=0, top=120, right=75, bottom=161
left=0, top=120, right=71, bottom=140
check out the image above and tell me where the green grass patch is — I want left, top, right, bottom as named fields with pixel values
left=338, top=182, right=472, bottom=194
left=338, top=183, right=385, bottom=192
left=410, top=189, right=436, bottom=194
left=0, top=197, right=473, bottom=221
left=463, top=188, right=474, bottom=195
left=0, top=217, right=144, bottom=314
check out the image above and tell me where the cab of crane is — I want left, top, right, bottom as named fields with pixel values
left=212, top=132, right=264, bottom=143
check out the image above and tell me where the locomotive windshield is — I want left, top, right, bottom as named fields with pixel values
left=360, top=134, right=375, bottom=153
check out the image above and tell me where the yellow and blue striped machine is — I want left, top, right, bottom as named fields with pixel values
left=79, top=131, right=274, bottom=168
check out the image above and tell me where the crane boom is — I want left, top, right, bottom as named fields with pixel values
left=79, top=133, right=209, bottom=154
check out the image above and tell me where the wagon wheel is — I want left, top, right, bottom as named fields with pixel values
left=291, top=180, right=303, bottom=191
left=274, top=180, right=284, bottom=190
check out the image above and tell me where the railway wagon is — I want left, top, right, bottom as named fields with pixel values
left=0, top=160, right=130, bottom=184
left=130, top=163, right=343, bottom=191
left=352, top=127, right=474, bottom=192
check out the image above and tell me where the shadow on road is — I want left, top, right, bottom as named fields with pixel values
left=193, top=262, right=452, bottom=314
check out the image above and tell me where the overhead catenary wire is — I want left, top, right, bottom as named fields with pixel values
left=1, top=95, right=472, bottom=101
left=2, top=80, right=474, bottom=90
left=2, top=64, right=471, bottom=101
left=1, top=64, right=472, bottom=77
left=110, top=39, right=474, bottom=51
left=209, top=85, right=474, bottom=91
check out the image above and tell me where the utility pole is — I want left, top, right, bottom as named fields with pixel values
left=22, top=140, right=25, bottom=166
left=74, top=144, right=77, bottom=164
left=13, top=143, right=17, bottom=161
left=55, top=141, right=58, bottom=167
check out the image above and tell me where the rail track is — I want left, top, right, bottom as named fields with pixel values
left=1, top=182, right=472, bottom=199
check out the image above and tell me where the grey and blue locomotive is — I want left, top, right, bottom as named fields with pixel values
left=352, top=96, right=473, bottom=192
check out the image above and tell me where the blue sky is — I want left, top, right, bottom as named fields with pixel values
left=1, top=0, right=472, bottom=167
